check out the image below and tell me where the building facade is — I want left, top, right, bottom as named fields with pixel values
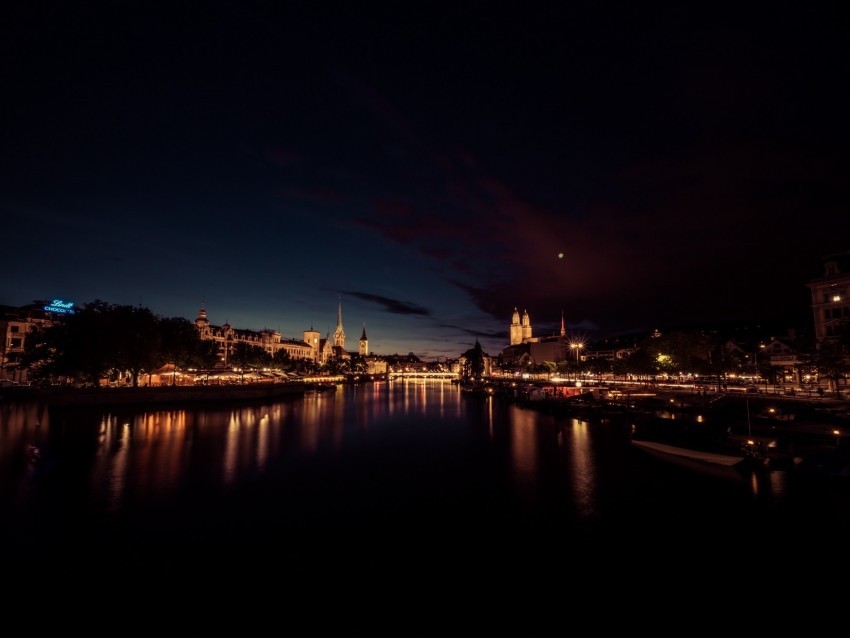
left=303, top=326, right=321, bottom=363
left=0, top=301, right=62, bottom=383
left=808, top=250, right=850, bottom=343
left=193, top=306, right=314, bottom=365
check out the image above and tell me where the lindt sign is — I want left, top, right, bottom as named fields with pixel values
left=43, top=299, right=76, bottom=314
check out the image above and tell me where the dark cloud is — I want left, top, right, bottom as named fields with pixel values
left=344, top=292, right=430, bottom=316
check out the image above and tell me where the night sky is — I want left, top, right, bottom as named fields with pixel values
left=3, top=2, right=848, bottom=359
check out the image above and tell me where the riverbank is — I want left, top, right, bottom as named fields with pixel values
left=0, top=381, right=308, bottom=409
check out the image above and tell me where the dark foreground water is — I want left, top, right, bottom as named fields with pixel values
left=3, top=380, right=850, bottom=617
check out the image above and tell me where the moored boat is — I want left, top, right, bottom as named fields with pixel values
left=630, top=438, right=754, bottom=482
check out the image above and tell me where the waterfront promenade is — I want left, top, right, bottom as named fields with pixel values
left=0, top=379, right=307, bottom=408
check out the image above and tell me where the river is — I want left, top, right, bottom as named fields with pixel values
left=3, top=379, right=850, bottom=600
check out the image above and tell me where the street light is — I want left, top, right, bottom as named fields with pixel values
left=569, top=342, right=584, bottom=383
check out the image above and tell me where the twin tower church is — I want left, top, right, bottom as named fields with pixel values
left=509, top=307, right=569, bottom=345
left=504, top=307, right=581, bottom=365
left=194, top=299, right=369, bottom=366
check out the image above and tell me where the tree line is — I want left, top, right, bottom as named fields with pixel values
left=20, top=300, right=433, bottom=387
left=21, top=300, right=307, bottom=386
left=493, top=325, right=850, bottom=394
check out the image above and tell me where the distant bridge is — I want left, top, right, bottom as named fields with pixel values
left=387, top=371, right=458, bottom=381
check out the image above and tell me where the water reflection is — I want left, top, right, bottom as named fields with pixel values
left=508, top=405, right=538, bottom=486
left=565, top=418, right=598, bottom=520
left=3, top=381, right=850, bottom=580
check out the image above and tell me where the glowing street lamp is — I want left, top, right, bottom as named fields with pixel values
left=569, top=341, right=584, bottom=364
left=569, top=341, right=584, bottom=382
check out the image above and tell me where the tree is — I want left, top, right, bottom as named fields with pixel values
left=111, top=304, right=161, bottom=387
left=192, top=338, right=221, bottom=370
left=348, top=354, right=368, bottom=375
left=585, top=357, right=613, bottom=376
left=290, top=356, right=319, bottom=376
left=157, top=316, right=205, bottom=385
left=556, top=360, right=571, bottom=377
left=229, top=342, right=271, bottom=382
left=637, top=330, right=716, bottom=376
left=460, top=339, right=486, bottom=380
left=324, top=356, right=353, bottom=375
left=19, top=322, right=59, bottom=382
left=22, top=300, right=117, bottom=385
left=539, top=361, right=557, bottom=378
left=814, top=339, right=850, bottom=396
left=623, top=348, right=655, bottom=380
left=270, top=348, right=293, bottom=371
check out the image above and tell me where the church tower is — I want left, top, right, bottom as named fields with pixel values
left=333, top=298, right=345, bottom=349
left=303, top=324, right=321, bottom=363
left=510, top=307, right=523, bottom=345
left=195, top=304, right=209, bottom=329
left=195, top=303, right=210, bottom=339
left=521, top=309, right=532, bottom=342
left=359, top=323, right=368, bottom=356
left=560, top=309, right=566, bottom=337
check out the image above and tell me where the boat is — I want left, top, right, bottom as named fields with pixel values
left=630, top=438, right=753, bottom=482
left=628, top=399, right=770, bottom=480
left=631, top=439, right=747, bottom=466
left=304, top=382, right=337, bottom=396
left=459, top=382, right=492, bottom=396
left=457, top=377, right=492, bottom=394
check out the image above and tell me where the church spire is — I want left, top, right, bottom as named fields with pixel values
left=359, top=322, right=368, bottom=356
left=560, top=309, right=566, bottom=337
left=333, top=297, right=345, bottom=349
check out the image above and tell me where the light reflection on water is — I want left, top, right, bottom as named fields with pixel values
left=566, top=418, right=598, bottom=519
left=508, top=404, right=539, bottom=485
left=2, top=381, right=850, bottom=581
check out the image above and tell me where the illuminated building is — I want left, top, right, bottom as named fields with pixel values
left=503, top=308, right=577, bottom=365
left=359, top=323, right=368, bottom=356
left=509, top=307, right=532, bottom=345
left=0, top=300, right=72, bottom=383
left=193, top=299, right=367, bottom=367
left=194, top=306, right=314, bottom=365
left=808, top=250, right=850, bottom=343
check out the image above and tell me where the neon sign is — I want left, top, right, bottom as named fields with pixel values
left=44, top=299, right=76, bottom=314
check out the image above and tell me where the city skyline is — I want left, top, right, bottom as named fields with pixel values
left=2, top=4, right=847, bottom=360
left=4, top=289, right=817, bottom=363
